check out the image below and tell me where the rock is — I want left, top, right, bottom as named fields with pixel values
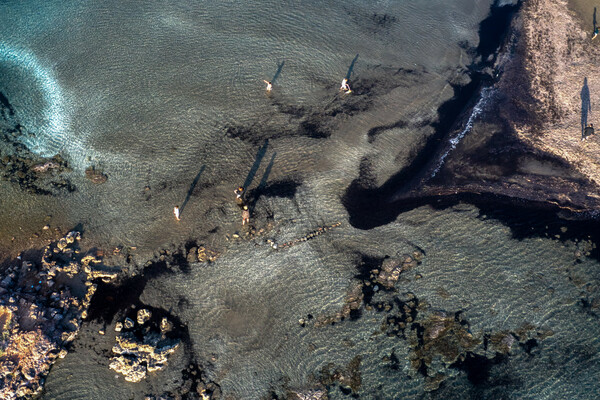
left=57, top=238, right=68, bottom=250
left=197, top=246, right=219, bottom=263
left=160, top=318, right=172, bottom=333
left=137, top=309, right=152, bottom=325
left=124, top=317, right=135, bottom=329
left=32, top=161, right=60, bottom=173
left=288, top=388, right=328, bottom=400
left=85, top=166, right=108, bottom=184
left=186, top=247, right=198, bottom=263
left=109, top=331, right=180, bottom=382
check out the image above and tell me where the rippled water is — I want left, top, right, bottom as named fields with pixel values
left=1, top=0, right=600, bottom=399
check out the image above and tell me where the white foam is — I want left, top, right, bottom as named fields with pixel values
left=431, top=87, right=494, bottom=178
left=0, top=43, right=69, bottom=157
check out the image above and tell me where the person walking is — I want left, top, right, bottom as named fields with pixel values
left=340, top=78, right=351, bottom=94
left=242, top=205, right=250, bottom=225
left=263, top=80, right=273, bottom=92
left=173, top=206, right=181, bottom=221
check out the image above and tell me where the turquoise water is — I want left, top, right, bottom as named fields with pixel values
left=1, top=0, right=599, bottom=399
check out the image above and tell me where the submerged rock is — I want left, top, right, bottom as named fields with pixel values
left=85, top=166, right=108, bottom=184
left=375, top=254, right=420, bottom=289
left=320, top=356, right=362, bottom=395
left=287, top=387, right=328, bottom=400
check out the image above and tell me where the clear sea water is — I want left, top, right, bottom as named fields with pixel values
left=1, top=0, right=599, bottom=398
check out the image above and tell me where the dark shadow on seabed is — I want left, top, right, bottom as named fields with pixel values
left=594, top=7, right=597, bottom=31
left=345, top=54, right=359, bottom=81
left=242, top=139, right=269, bottom=190
left=180, top=165, right=206, bottom=216
left=249, top=152, right=276, bottom=213
left=581, top=77, right=591, bottom=137
left=271, top=61, right=284, bottom=84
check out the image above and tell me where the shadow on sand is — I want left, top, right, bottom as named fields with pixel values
left=180, top=165, right=206, bottom=216
left=249, top=152, right=276, bottom=213
left=243, top=139, right=269, bottom=190
left=581, top=77, right=591, bottom=137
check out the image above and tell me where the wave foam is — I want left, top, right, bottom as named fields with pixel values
left=0, top=43, right=70, bottom=157
left=431, top=87, right=494, bottom=178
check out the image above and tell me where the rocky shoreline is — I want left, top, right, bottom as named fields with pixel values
left=0, top=232, right=118, bottom=399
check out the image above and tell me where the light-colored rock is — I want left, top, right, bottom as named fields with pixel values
left=124, top=318, right=135, bottom=329
left=137, top=309, right=152, bottom=325
left=109, top=332, right=180, bottom=382
left=0, top=231, right=119, bottom=399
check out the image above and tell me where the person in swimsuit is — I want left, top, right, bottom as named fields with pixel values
left=263, top=80, right=273, bottom=91
left=242, top=205, right=250, bottom=225
left=340, top=78, right=351, bottom=94
left=173, top=206, right=181, bottom=221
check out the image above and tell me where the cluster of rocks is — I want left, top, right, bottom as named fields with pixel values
left=109, top=308, right=180, bottom=382
left=276, top=222, right=342, bottom=249
left=0, top=231, right=118, bottom=399
left=0, top=152, right=75, bottom=195
left=302, top=248, right=555, bottom=393
left=319, top=356, right=362, bottom=396
left=379, top=297, right=554, bottom=391
left=304, top=252, right=422, bottom=328
left=372, top=252, right=422, bottom=289
left=186, top=245, right=219, bottom=264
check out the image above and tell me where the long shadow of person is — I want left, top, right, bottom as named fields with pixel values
left=581, top=77, right=591, bottom=138
left=180, top=165, right=206, bottom=216
left=345, top=54, right=359, bottom=81
left=271, top=60, right=285, bottom=85
left=248, top=152, right=276, bottom=213
left=243, top=139, right=269, bottom=190
left=594, top=7, right=597, bottom=31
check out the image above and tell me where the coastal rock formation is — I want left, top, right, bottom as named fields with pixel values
left=400, top=306, right=553, bottom=391
left=0, top=232, right=117, bottom=399
left=109, top=312, right=180, bottom=382
left=109, top=331, right=180, bottom=383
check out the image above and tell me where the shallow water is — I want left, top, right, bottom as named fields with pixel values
left=1, top=0, right=489, bottom=253
left=1, top=0, right=600, bottom=399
